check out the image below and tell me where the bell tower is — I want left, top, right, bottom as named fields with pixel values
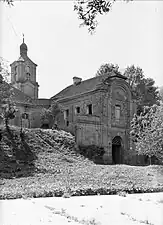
left=10, top=35, right=39, bottom=99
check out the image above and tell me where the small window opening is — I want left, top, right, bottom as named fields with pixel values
left=26, top=73, right=30, bottom=80
left=22, top=113, right=29, bottom=119
left=26, top=66, right=30, bottom=73
left=75, top=106, right=80, bottom=114
left=64, top=109, right=69, bottom=126
left=87, top=104, right=92, bottom=115
left=115, top=105, right=121, bottom=121
left=64, top=110, right=69, bottom=119
left=15, top=66, right=17, bottom=74
left=66, top=109, right=69, bottom=117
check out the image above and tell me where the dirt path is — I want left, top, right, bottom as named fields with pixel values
left=0, top=192, right=163, bottom=225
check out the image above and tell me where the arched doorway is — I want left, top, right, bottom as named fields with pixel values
left=41, top=123, right=49, bottom=129
left=112, top=136, right=122, bottom=164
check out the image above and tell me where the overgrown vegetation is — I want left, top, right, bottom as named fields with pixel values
left=78, top=145, right=105, bottom=164
left=0, top=57, right=17, bottom=129
left=0, top=126, right=37, bottom=179
left=0, top=126, right=163, bottom=200
left=40, top=101, right=63, bottom=129
left=131, top=104, right=163, bottom=164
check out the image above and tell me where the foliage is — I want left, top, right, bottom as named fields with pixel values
left=1, top=126, right=163, bottom=200
left=123, top=65, right=160, bottom=115
left=0, top=57, right=17, bottom=128
left=0, top=57, right=10, bottom=81
left=95, top=63, right=119, bottom=76
left=74, top=0, right=132, bottom=33
left=130, top=104, right=163, bottom=163
left=0, top=0, right=13, bottom=5
left=2, top=0, right=133, bottom=33
left=0, top=126, right=36, bottom=179
left=40, top=101, right=63, bottom=128
left=130, top=105, right=155, bottom=142
left=1, top=162, right=163, bottom=199
left=95, top=64, right=160, bottom=115
left=78, top=145, right=105, bottom=163
left=1, top=101, right=17, bottom=128
left=159, top=86, right=163, bottom=103
left=0, top=127, right=76, bottom=179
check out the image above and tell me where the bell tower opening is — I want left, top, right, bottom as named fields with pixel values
left=112, top=136, right=123, bottom=164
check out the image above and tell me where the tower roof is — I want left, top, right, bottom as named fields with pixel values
left=20, top=34, right=28, bottom=56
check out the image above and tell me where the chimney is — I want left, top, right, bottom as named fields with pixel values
left=73, top=76, right=82, bottom=85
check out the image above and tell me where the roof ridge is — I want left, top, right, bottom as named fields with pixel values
left=51, top=74, right=110, bottom=100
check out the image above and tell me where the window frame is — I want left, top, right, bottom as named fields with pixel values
left=87, top=104, right=93, bottom=115
left=64, top=109, right=69, bottom=126
left=75, top=106, right=80, bottom=114
left=26, top=65, right=30, bottom=73
left=115, top=104, right=121, bottom=121
left=15, top=66, right=17, bottom=74
left=26, top=73, right=31, bottom=80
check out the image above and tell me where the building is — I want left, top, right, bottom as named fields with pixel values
left=51, top=74, right=137, bottom=164
left=8, top=39, right=51, bottom=128
left=1, top=39, right=137, bottom=164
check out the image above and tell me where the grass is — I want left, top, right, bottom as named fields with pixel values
left=0, top=126, right=163, bottom=200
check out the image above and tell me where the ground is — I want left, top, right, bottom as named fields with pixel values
left=1, top=127, right=163, bottom=199
left=1, top=126, right=163, bottom=224
left=1, top=192, right=163, bottom=225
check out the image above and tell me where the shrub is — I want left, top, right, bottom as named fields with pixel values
left=78, top=145, right=105, bottom=163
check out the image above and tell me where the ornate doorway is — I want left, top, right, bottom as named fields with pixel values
left=112, top=136, right=122, bottom=164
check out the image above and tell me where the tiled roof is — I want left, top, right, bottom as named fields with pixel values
left=10, top=55, right=37, bottom=66
left=0, top=81, right=34, bottom=105
left=51, top=74, right=108, bottom=100
left=12, top=87, right=50, bottom=106
left=51, top=72, right=127, bottom=100
left=12, top=86, right=34, bottom=104
left=25, top=56, right=37, bottom=66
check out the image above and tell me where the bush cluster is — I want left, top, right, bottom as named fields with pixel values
left=78, top=145, right=105, bottom=163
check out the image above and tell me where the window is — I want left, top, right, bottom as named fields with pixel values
left=15, top=66, right=17, bottom=74
left=64, top=109, right=69, bottom=126
left=26, top=66, right=30, bottom=73
left=14, top=74, right=17, bottom=82
left=22, top=113, right=29, bottom=119
left=75, top=106, right=80, bottom=114
left=87, top=104, right=92, bottom=115
left=14, top=66, right=17, bottom=81
left=26, top=73, right=30, bottom=80
left=66, top=109, right=69, bottom=117
left=115, top=105, right=121, bottom=121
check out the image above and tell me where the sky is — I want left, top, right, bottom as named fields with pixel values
left=1, top=0, right=163, bottom=98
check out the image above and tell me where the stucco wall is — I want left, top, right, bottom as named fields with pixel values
left=55, top=77, right=137, bottom=164
left=56, top=89, right=105, bottom=134
left=9, top=104, right=43, bottom=129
